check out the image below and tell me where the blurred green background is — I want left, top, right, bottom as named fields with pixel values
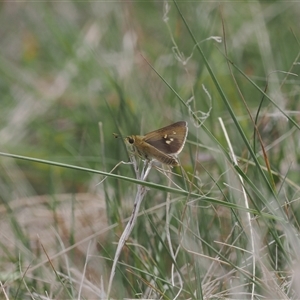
left=1, top=1, right=299, bottom=194
left=1, top=1, right=300, bottom=299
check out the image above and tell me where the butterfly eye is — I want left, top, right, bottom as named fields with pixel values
left=127, top=136, right=135, bottom=144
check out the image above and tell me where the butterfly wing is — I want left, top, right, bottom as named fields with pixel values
left=143, top=121, right=188, bottom=155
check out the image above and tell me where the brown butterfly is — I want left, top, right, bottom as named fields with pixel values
left=125, top=121, right=188, bottom=166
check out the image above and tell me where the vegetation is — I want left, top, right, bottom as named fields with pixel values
left=1, top=1, right=300, bottom=299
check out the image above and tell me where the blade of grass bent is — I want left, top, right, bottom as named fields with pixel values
left=0, top=151, right=281, bottom=220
